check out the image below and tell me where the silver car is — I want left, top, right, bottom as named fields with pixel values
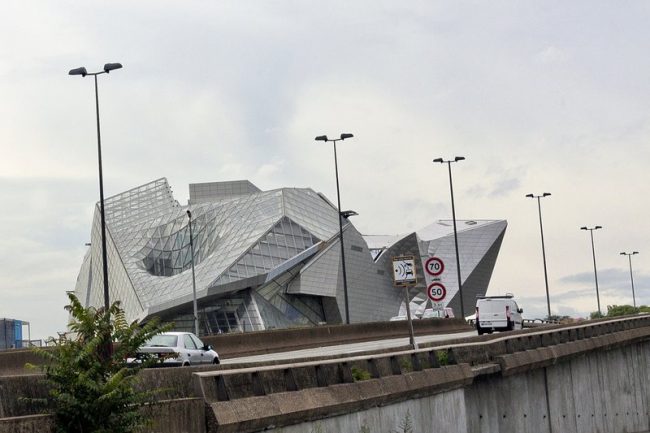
left=132, top=332, right=220, bottom=366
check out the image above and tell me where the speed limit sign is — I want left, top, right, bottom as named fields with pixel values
left=427, top=282, right=447, bottom=302
left=425, top=257, right=444, bottom=276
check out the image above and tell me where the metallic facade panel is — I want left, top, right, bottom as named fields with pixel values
left=74, top=178, right=507, bottom=333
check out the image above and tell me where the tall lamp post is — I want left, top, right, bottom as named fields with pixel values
left=69, top=63, right=123, bottom=312
left=581, top=225, right=603, bottom=316
left=186, top=210, right=200, bottom=336
left=620, top=251, right=639, bottom=308
left=315, top=133, right=354, bottom=324
left=433, top=156, right=466, bottom=319
left=526, top=193, right=552, bottom=319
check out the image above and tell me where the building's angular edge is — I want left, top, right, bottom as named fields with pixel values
left=74, top=179, right=507, bottom=333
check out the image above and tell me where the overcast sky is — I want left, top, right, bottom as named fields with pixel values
left=2, top=1, right=649, bottom=338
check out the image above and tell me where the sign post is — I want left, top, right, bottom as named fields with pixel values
left=392, top=256, right=418, bottom=350
left=423, top=256, right=446, bottom=314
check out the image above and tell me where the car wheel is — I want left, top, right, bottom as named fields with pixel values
left=213, top=357, right=220, bottom=365
left=477, top=326, right=484, bottom=335
left=182, top=361, right=190, bottom=367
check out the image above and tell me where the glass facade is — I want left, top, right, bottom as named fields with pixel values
left=74, top=178, right=507, bottom=334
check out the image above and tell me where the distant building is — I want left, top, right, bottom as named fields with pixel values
left=0, top=318, right=25, bottom=349
left=74, top=178, right=507, bottom=334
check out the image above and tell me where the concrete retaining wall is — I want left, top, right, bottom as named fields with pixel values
left=263, top=389, right=468, bottom=433
left=253, top=340, right=650, bottom=433
left=0, top=374, right=48, bottom=418
left=0, top=318, right=469, bottom=376
left=0, top=414, right=54, bottom=433
left=464, top=341, right=650, bottom=433
left=4, top=316, right=650, bottom=432
left=200, top=316, right=650, bottom=432
left=0, top=349, right=43, bottom=377
left=204, top=365, right=473, bottom=433
left=0, top=399, right=205, bottom=433
left=145, top=398, right=206, bottom=433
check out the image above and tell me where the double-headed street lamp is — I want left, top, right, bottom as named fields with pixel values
left=433, top=156, right=466, bottom=319
left=186, top=210, right=200, bottom=336
left=526, top=193, right=552, bottom=319
left=581, top=225, right=603, bottom=316
left=315, top=133, right=354, bottom=324
left=620, top=251, right=639, bottom=308
left=69, top=63, right=123, bottom=312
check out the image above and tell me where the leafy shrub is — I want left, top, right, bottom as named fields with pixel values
left=589, top=311, right=605, bottom=319
left=31, top=293, right=170, bottom=433
left=351, top=366, right=372, bottom=381
left=606, top=305, right=639, bottom=317
left=436, top=350, right=449, bottom=366
left=399, top=357, right=413, bottom=373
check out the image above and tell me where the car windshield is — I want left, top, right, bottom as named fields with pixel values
left=144, top=334, right=178, bottom=348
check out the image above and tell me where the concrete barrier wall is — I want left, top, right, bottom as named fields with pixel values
left=4, top=316, right=650, bottom=432
left=0, top=414, right=54, bottom=433
left=0, top=374, right=48, bottom=418
left=0, top=318, right=469, bottom=375
left=198, top=315, right=650, bottom=432
left=0, top=349, right=44, bottom=376
left=464, top=341, right=650, bottom=433
left=145, top=398, right=206, bottom=433
left=0, top=399, right=205, bottom=433
left=257, top=339, right=650, bottom=433
left=205, top=365, right=473, bottom=433
left=262, top=389, right=468, bottom=433
left=202, top=318, right=469, bottom=358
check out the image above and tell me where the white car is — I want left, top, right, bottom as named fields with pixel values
left=420, top=308, right=455, bottom=319
left=130, top=332, right=220, bottom=367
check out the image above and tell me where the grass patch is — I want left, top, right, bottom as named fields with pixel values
left=351, top=366, right=372, bottom=381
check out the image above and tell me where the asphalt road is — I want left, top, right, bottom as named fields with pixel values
left=221, top=329, right=478, bottom=364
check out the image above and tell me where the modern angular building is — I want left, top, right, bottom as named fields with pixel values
left=74, top=178, right=507, bottom=334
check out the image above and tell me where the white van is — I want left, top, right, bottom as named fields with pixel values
left=475, top=294, right=523, bottom=335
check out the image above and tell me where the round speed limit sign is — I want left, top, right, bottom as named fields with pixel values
left=427, top=282, right=447, bottom=302
left=425, top=257, right=445, bottom=276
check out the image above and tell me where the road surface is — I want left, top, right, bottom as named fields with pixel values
left=221, top=329, right=477, bottom=364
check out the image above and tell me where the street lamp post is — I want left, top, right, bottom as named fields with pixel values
left=315, top=133, right=354, bottom=324
left=526, top=193, right=552, bottom=319
left=433, top=156, right=466, bottom=319
left=69, top=63, right=123, bottom=312
left=620, top=251, right=639, bottom=308
left=186, top=210, right=200, bottom=336
left=581, top=226, right=603, bottom=316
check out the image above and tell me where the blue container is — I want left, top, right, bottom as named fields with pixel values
left=0, top=319, right=22, bottom=350
left=14, top=320, right=22, bottom=348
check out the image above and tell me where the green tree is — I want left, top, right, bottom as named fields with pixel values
left=605, top=305, right=639, bottom=317
left=32, top=293, right=170, bottom=433
left=590, top=311, right=605, bottom=319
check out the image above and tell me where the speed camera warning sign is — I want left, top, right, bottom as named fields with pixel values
left=392, top=256, right=417, bottom=286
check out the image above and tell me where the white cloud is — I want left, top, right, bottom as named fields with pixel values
left=534, top=46, right=568, bottom=64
